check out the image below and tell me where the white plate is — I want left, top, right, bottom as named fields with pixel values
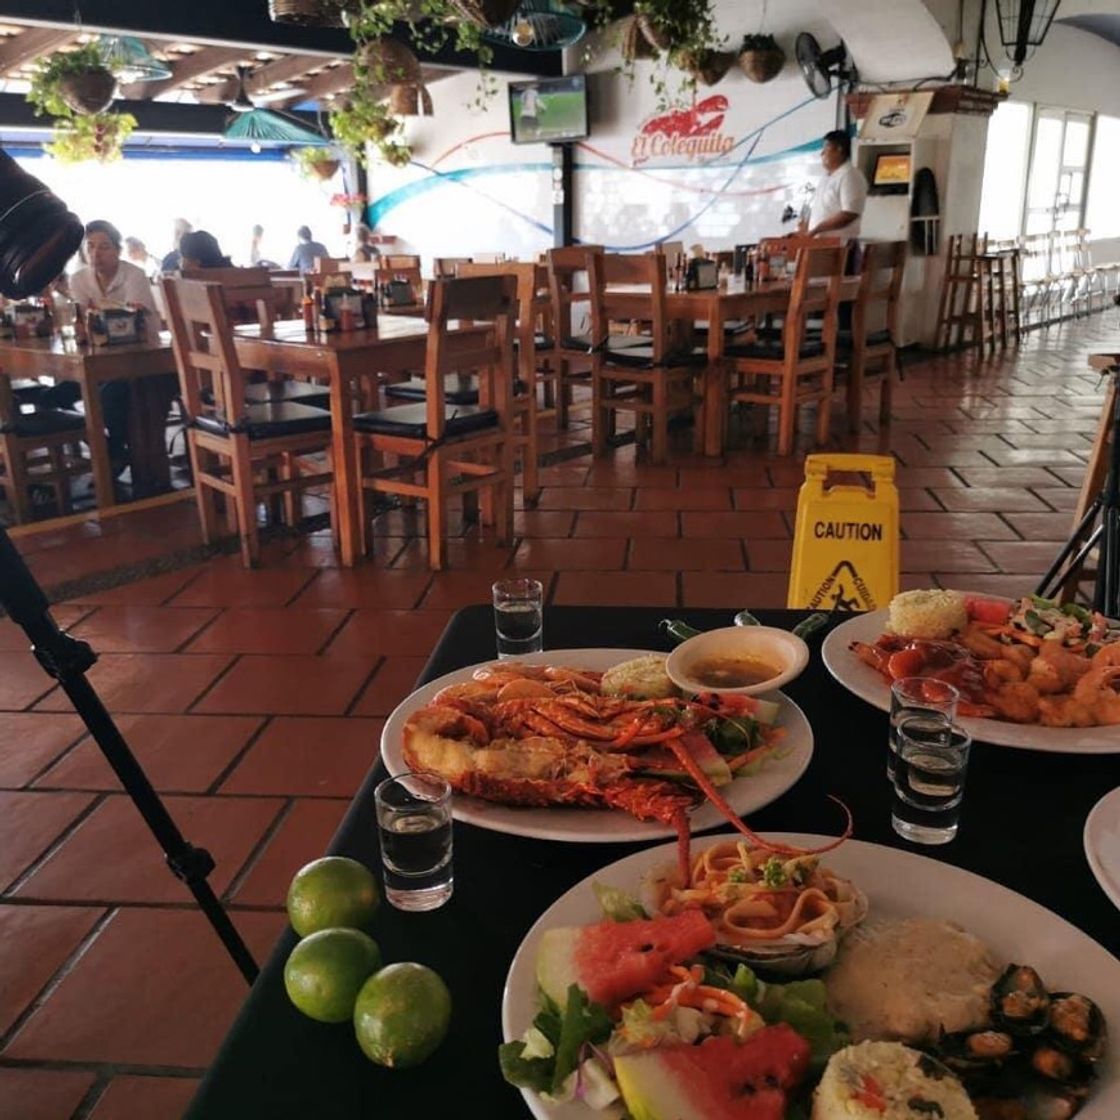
left=1085, top=787, right=1120, bottom=911
left=821, top=609, right=1120, bottom=753
left=380, top=649, right=813, bottom=843
left=502, top=833, right=1120, bottom=1120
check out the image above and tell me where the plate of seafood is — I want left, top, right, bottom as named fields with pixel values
left=1085, top=787, right=1120, bottom=913
left=501, top=832, right=1117, bottom=1120
left=380, top=649, right=814, bottom=843
left=821, top=590, right=1120, bottom=752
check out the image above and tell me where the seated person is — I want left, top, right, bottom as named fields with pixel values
left=179, top=230, right=233, bottom=270
left=352, top=223, right=380, bottom=264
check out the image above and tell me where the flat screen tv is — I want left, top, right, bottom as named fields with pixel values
left=508, top=75, right=589, bottom=145
left=872, top=151, right=912, bottom=192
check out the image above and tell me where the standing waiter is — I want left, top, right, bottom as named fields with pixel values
left=801, top=129, right=867, bottom=252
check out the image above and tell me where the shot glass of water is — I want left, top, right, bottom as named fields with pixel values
left=891, top=715, right=971, bottom=845
left=492, top=577, right=543, bottom=659
left=888, top=677, right=960, bottom=782
left=374, top=772, right=453, bottom=912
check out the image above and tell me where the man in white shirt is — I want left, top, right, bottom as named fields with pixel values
left=803, top=129, right=867, bottom=245
left=48, top=221, right=163, bottom=476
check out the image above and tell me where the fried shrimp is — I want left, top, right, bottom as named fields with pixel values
left=988, top=681, right=1041, bottom=723
left=1073, top=666, right=1120, bottom=725
left=1037, top=695, right=1095, bottom=728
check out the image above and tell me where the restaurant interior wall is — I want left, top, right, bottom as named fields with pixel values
left=9, top=146, right=349, bottom=271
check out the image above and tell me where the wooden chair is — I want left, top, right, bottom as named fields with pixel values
left=380, top=254, right=424, bottom=305
left=433, top=257, right=472, bottom=278
left=457, top=261, right=551, bottom=504
left=351, top=275, right=517, bottom=570
left=162, top=276, right=334, bottom=567
left=588, top=250, right=706, bottom=465
left=725, top=242, right=845, bottom=457
left=0, top=376, right=89, bottom=523
left=840, top=240, right=906, bottom=431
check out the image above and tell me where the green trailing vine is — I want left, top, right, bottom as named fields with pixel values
left=26, top=43, right=137, bottom=162
left=291, top=144, right=343, bottom=179
left=329, top=72, right=412, bottom=166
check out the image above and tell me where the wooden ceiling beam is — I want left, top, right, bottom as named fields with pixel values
left=268, top=61, right=354, bottom=109
left=195, top=53, right=331, bottom=104
left=121, top=44, right=250, bottom=99
left=0, top=26, right=74, bottom=75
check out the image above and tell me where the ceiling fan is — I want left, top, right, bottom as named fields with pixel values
left=221, top=67, right=326, bottom=145
left=795, top=33, right=858, bottom=100
left=226, top=65, right=307, bottom=112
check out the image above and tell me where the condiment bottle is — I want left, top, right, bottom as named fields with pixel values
left=301, top=282, right=315, bottom=333
left=339, top=305, right=355, bottom=332
left=72, top=302, right=88, bottom=345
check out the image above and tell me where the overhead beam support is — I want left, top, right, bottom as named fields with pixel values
left=0, top=0, right=560, bottom=75
left=269, top=62, right=354, bottom=109
left=197, top=53, right=332, bottom=104
left=0, top=26, right=74, bottom=75
left=121, top=45, right=250, bottom=99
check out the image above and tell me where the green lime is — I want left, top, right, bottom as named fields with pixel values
left=287, top=856, right=380, bottom=937
left=353, top=962, right=452, bottom=1068
left=284, top=928, right=382, bottom=1023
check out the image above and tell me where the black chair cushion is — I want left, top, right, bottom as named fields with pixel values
left=245, top=381, right=333, bottom=409
left=605, top=345, right=710, bottom=371
left=12, top=379, right=47, bottom=405
left=352, top=403, right=499, bottom=441
left=725, top=339, right=826, bottom=361
left=192, top=401, right=331, bottom=440
left=1, top=408, right=85, bottom=438
left=561, top=333, right=648, bottom=355
left=385, top=376, right=480, bottom=406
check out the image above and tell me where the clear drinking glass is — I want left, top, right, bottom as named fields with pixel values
left=374, top=772, right=453, bottom=912
left=492, top=577, right=543, bottom=659
left=888, top=677, right=960, bottom=782
left=891, top=716, right=971, bottom=845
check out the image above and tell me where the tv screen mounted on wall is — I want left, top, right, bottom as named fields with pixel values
left=508, top=75, right=589, bottom=145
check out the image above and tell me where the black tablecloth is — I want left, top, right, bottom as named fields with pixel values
left=187, top=606, right=1120, bottom=1120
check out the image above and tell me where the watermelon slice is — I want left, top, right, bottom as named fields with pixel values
left=535, top=910, right=715, bottom=1010
left=637, top=734, right=733, bottom=787
left=614, top=1025, right=812, bottom=1120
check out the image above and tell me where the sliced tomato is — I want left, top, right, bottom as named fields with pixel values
left=966, top=596, right=1011, bottom=625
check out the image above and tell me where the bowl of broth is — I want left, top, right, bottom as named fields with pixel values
left=664, top=626, right=810, bottom=697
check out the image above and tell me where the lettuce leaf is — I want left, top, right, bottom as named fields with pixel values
left=593, top=881, right=648, bottom=922
left=552, top=984, right=612, bottom=1094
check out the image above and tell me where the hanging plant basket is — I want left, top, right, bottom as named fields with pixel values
left=737, top=34, right=785, bottom=83
left=268, top=0, right=346, bottom=27
left=674, top=48, right=735, bottom=86
left=637, top=13, right=671, bottom=51
left=389, top=83, right=433, bottom=117
left=59, top=68, right=117, bottom=116
left=360, top=38, right=422, bottom=84
left=621, top=16, right=658, bottom=62
left=450, top=0, right=521, bottom=28
left=310, top=158, right=341, bottom=180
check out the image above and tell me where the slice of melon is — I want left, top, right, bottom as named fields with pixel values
left=614, top=1025, right=811, bottom=1120
left=535, top=910, right=715, bottom=1010
left=637, top=734, right=732, bottom=787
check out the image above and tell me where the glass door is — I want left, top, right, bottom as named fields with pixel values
left=1024, top=108, right=1093, bottom=235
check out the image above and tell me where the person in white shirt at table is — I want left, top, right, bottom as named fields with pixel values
left=801, top=129, right=867, bottom=248
left=48, top=220, right=163, bottom=476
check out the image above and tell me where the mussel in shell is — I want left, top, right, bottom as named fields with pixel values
left=975, top=1080, right=1088, bottom=1120
left=938, top=1028, right=1017, bottom=1074
left=1048, top=993, right=1106, bottom=1062
left=992, top=964, right=1052, bottom=1035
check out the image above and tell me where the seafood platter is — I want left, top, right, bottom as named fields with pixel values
left=501, top=834, right=1118, bottom=1120
left=822, top=591, right=1120, bottom=752
left=380, top=649, right=815, bottom=843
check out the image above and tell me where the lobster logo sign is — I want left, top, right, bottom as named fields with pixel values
left=631, top=95, right=736, bottom=167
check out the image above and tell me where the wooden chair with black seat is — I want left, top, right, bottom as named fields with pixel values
left=588, top=250, right=707, bottom=465
left=433, top=257, right=472, bottom=278
left=379, top=254, right=424, bottom=306
left=837, top=240, right=905, bottom=432
left=725, top=242, right=845, bottom=457
left=162, top=276, right=334, bottom=568
left=0, top=377, right=89, bottom=523
left=351, top=274, right=517, bottom=570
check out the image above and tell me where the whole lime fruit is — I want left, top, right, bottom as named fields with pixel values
left=284, top=927, right=382, bottom=1024
left=353, top=962, right=452, bottom=1068
left=287, top=856, right=380, bottom=937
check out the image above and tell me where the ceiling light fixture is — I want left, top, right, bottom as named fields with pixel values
left=97, top=35, right=173, bottom=83
left=993, top=0, right=1062, bottom=67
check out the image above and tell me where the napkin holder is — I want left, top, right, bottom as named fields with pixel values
left=685, top=259, right=718, bottom=291
left=101, top=307, right=144, bottom=345
left=324, top=288, right=371, bottom=329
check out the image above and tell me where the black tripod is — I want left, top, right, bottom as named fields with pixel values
left=0, top=528, right=258, bottom=984
left=1037, top=361, right=1120, bottom=616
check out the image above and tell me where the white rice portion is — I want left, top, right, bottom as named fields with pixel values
left=812, top=1042, right=977, bottom=1120
left=887, top=590, right=968, bottom=639
left=600, top=655, right=677, bottom=699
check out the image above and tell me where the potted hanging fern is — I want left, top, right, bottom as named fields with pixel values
left=292, top=145, right=344, bottom=181
left=329, top=80, right=412, bottom=167
left=45, top=112, right=137, bottom=164
left=738, top=32, right=785, bottom=83
left=28, top=43, right=118, bottom=117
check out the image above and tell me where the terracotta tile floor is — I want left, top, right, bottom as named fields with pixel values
left=1, top=315, right=1118, bottom=1117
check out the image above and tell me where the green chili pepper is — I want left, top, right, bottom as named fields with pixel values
left=659, top=619, right=701, bottom=645
left=792, top=612, right=829, bottom=639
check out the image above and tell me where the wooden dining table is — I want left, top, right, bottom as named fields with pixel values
left=232, top=315, right=487, bottom=568
left=605, top=276, right=860, bottom=456
left=0, top=332, right=179, bottom=508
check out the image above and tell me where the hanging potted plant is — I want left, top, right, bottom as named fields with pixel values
left=329, top=80, right=412, bottom=167
left=672, top=47, right=735, bottom=86
left=28, top=43, right=118, bottom=117
left=620, top=15, right=658, bottom=63
left=44, top=112, right=137, bottom=164
left=738, top=32, right=785, bottom=83
left=360, top=38, right=422, bottom=85
left=621, top=0, right=726, bottom=107
left=292, top=145, right=343, bottom=181
left=448, top=0, right=520, bottom=28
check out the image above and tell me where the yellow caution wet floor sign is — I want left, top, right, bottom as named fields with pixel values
left=787, top=454, right=900, bottom=611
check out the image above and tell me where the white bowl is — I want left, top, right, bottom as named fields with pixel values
left=665, top=626, right=810, bottom=696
